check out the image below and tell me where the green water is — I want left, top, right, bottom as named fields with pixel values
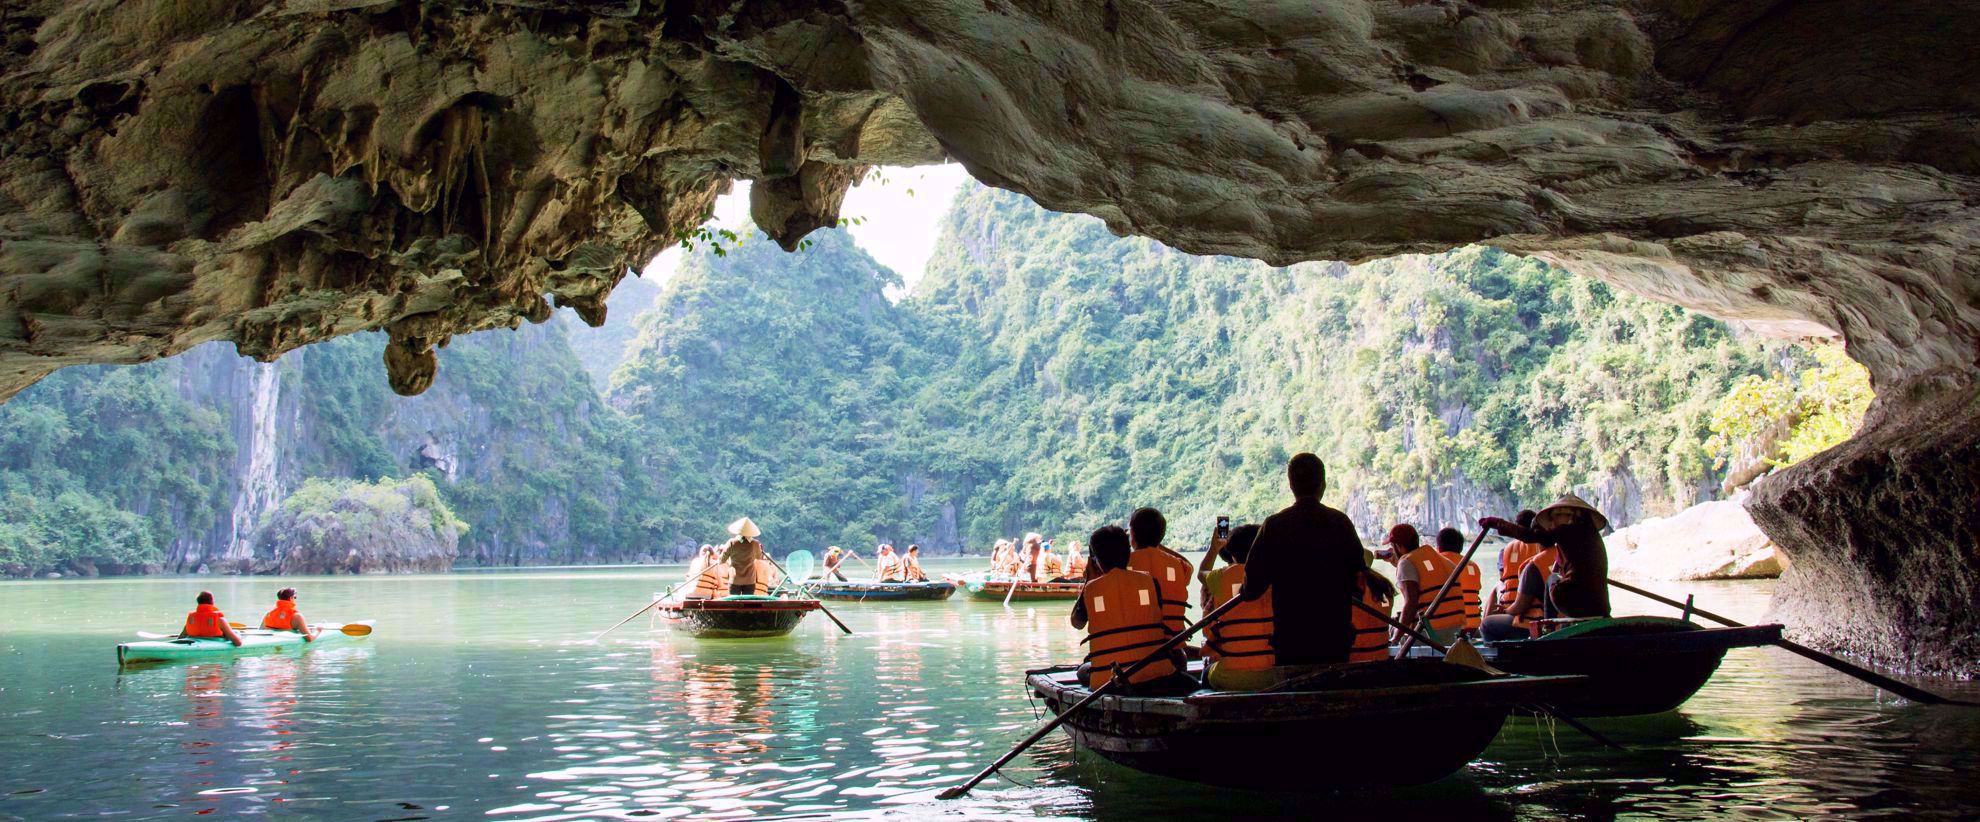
left=4, top=557, right=1977, bottom=821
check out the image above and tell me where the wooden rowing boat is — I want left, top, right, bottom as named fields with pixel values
left=1026, top=659, right=1586, bottom=790
left=948, top=573, right=1083, bottom=601
left=1401, top=615, right=1782, bottom=717
left=654, top=595, right=821, bottom=638
left=802, top=579, right=958, bottom=601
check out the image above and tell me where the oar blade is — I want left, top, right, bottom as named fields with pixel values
left=339, top=622, right=373, bottom=636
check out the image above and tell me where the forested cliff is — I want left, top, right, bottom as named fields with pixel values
left=0, top=184, right=1805, bottom=576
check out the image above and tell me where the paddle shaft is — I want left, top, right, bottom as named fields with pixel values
left=1343, top=595, right=1623, bottom=750
left=592, top=578, right=692, bottom=642
left=939, top=596, right=1244, bottom=800
left=1606, top=578, right=1973, bottom=707
left=1399, top=528, right=1488, bottom=655
left=764, top=553, right=853, bottom=636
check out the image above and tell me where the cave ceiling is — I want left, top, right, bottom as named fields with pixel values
left=0, top=0, right=1975, bottom=399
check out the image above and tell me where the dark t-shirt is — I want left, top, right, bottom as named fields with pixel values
left=1525, top=525, right=1610, bottom=617
left=1238, top=498, right=1366, bottom=665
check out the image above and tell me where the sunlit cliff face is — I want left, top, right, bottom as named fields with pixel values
left=0, top=0, right=1974, bottom=672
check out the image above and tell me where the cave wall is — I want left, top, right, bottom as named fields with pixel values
left=1, top=0, right=1976, bottom=671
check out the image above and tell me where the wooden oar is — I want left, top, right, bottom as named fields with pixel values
left=1606, top=578, right=1975, bottom=707
left=590, top=579, right=693, bottom=643
left=1340, top=595, right=1624, bottom=750
left=1399, top=528, right=1487, bottom=655
left=939, top=595, right=1242, bottom=800
left=764, top=553, right=853, bottom=636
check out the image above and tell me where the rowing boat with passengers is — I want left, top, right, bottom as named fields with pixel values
left=654, top=594, right=822, bottom=638
left=803, top=579, right=958, bottom=601
left=1026, top=658, right=1587, bottom=789
left=1397, top=614, right=1783, bottom=717
left=947, top=572, right=1083, bottom=601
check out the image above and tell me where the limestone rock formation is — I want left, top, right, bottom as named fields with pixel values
left=1610, top=498, right=1786, bottom=582
left=1, top=1, right=1976, bottom=670
left=250, top=476, right=461, bottom=574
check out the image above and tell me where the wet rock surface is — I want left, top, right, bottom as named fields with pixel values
left=0, top=0, right=1975, bottom=669
left=1610, top=498, right=1786, bottom=582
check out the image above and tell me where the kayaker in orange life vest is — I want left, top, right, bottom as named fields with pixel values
left=1069, top=525, right=1196, bottom=695
left=260, top=587, right=320, bottom=641
left=181, top=591, right=243, bottom=646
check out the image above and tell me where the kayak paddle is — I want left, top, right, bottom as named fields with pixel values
left=940, top=595, right=1244, bottom=800
left=1607, top=578, right=1976, bottom=707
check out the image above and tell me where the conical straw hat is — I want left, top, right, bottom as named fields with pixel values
left=728, top=517, right=761, bottom=538
left=1534, top=494, right=1608, bottom=532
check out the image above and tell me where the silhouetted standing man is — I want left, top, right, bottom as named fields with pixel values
left=1239, top=453, right=1367, bottom=665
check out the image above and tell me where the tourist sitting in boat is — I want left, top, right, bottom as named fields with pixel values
left=1069, top=525, right=1195, bottom=695
left=1037, top=540, right=1065, bottom=581
left=823, top=547, right=849, bottom=581
left=1061, top=540, right=1087, bottom=581
left=903, top=545, right=928, bottom=581
left=1127, top=508, right=1194, bottom=638
left=1393, top=523, right=1466, bottom=645
left=181, top=591, right=243, bottom=646
left=989, top=539, right=1018, bottom=576
left=876, top=543, right=905, bottom=582
left=1351, top=555, right=1398, bottom=663
left=720, top=517, right=766, bottom=596
left=1479, top=536, right=1561, bottom=641
left=1479, top=494, right=1612, bottom=620
left=1485, top=510, right=1541, bottom=618
left=1237, top=453, right=1369, bottom=667
left=260, top=587, right=319, bottom=641
left=1201, top=524, right=1277, bottom=690
left=1019, top=533, right=1044, bottom=581
left=1436, top=527, right=1484, bottom=636
left=686, top=545, right=728, bottom=599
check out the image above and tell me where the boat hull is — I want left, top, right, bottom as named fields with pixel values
left=1408, top=616, right=1782, bottom=717
left=1027, top=659, right=1585, bottom=790
left=803, top=580, right=957, bottom=601
left=949, top=574, right=1083, bottom=601
left=657, top=596, right=820, bottom=638
left=116, top=622, right=373, bottom=666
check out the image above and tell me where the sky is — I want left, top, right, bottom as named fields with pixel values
left=639, top=164, right=975, bottom=295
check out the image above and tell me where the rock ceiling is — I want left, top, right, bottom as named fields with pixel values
left=0, top=0, right=1974, bottom=669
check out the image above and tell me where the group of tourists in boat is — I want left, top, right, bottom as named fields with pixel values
left=1068, top=451, right=1618, bottom=694
left=819, top=543, right=929, bottom=583
left=985, top=533, right=1087, bottom=583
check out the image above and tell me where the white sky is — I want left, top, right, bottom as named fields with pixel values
left=639, top=164, right=975, bottom=295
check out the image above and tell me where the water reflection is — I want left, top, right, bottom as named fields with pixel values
left=3, top=567, right=1978, bottom=821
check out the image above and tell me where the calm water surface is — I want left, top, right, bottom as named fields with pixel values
left=3, top=557, right=1977, bottom=821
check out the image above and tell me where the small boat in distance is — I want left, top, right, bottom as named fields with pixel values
left=803, top=579, right=957, bottom=601
left=655, top=595, right=822, bottom=638
left=1398, top=615, right=1782, bottom=717
left=948, top=573, right=1083, bottom=602
left=117, top=621, right=376, bottom=666
left=1026, top=659, right=1586, bottom=790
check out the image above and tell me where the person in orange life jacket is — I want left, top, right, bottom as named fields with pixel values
left=1069, top=525, right=1195, bottom=695
left=181, top=591, right=244, bottom=646
left=1236, top=454, right=1368, bottom=666
left=903, top=545, right=928, bottom=582
left=1061, top=540, right=1087, bottom=581
left=1436, top=527, right=1485, bottom=635
left=1479, top=537, right=1563, bottom=641
left=1485, top=509, right=1542, bottom=618
left=1196, top=523, right=1281, bottom=691
left=1479, top=494, right=1613, bottom=619
left=1126, top=507, right=1194, bottom=641
left=260, top=587, right=319, bottom=641
left=1392, top=523, right=1466, bottom=646
left=685, top=545, right=728, bottom=599
left=1350, top=554, right=1399, bottom=663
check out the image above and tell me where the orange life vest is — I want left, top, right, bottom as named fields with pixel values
left=261, top=600, right=300, bottom=631
left=1350, top=576, right=1393, bottom=663
left=1082, top=568, right=1179, bottom=687
left=1441, top=550, right=1483, bottom=631
left=1402, top=546, right=1465, bottom=634
left=184, top=604, right=227, bottom=638
left=1128, top=546, right=1193, bottom=635
left=688, top=558, right=726, bottom=599
left=1497, top=540, right=1543, bottom=608
left=1514, top=547, right=1562, bottom=627
left=878, top=553, right=904, bottom=582
left=1204, top=564, right=1275, bottom=671
left=752, top=558, right=777, bottom=595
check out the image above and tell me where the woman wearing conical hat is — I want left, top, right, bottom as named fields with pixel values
left=1478, top=494, right=1612, bottom=621
left=719, top=517, right=765, bottom=597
